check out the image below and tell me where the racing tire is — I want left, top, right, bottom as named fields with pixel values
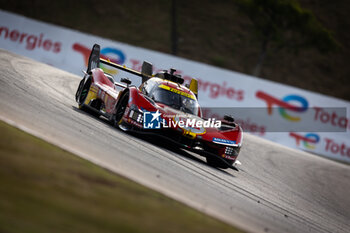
left=206, top=156, right=233, bottom=169
left=76, top=77, right=92, bottom=110
left=75, top=79, right=84, bottom=102
left=114, top=91, right=129, bottom=128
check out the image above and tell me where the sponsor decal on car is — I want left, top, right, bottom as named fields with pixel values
left=158, top=84, right=196, bottom=100
left=212, top=137, right=238, bottom=146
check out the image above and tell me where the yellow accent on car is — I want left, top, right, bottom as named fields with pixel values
left=84, top=86, right=97, bottom=105
left=159, top=84, right=196, bottom=100
left=183, top=130, right=196, bottom=139
left=90, top=85, right=98, bottom=93
left=189, top=78, right=198, bottom=97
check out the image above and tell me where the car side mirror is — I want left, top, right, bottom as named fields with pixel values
left=224, top=114, right=235, bottom=122
left=141, top=61, right=153, bottom=83
left=121, top=77, right=131, bottom=85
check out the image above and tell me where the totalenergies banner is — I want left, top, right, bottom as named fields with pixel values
left=1, top=10, right=349, bottom=163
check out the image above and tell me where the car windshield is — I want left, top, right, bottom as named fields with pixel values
left=151, top=85, right=199, bottom=115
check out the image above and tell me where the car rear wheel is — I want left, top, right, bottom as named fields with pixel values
left=114, top=92, right=129, bottom=128
left=76, top=77, right=92, bottom=110
left=75, top=79, right=84, bottom=102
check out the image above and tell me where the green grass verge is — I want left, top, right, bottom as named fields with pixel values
left=0, top=121, right=244, bottom=233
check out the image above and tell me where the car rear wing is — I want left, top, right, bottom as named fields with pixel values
left=87, top=44, right=153, bottom=83
left=87, top=44, right=199, bottom=98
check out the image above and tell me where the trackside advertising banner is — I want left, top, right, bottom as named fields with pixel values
left=1, top=10, right=349, bottom=163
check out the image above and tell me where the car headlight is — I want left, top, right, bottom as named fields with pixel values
left=225, top=146, right=240, bottom=156
left=129, top=109, right=143, bottom=123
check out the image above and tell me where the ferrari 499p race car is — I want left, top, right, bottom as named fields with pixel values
left=75, top=44, right=243, bottom=170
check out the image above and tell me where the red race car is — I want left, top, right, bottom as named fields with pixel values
left=75, top=44, right=243, bottom=170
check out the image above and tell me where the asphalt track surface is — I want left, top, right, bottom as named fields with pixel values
left=0, top=49, right=349, bottom=233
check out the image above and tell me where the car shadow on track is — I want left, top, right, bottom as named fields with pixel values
left=72, top=106, right=236, bottom=178
left=138, top=135, right=237, bottom=177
